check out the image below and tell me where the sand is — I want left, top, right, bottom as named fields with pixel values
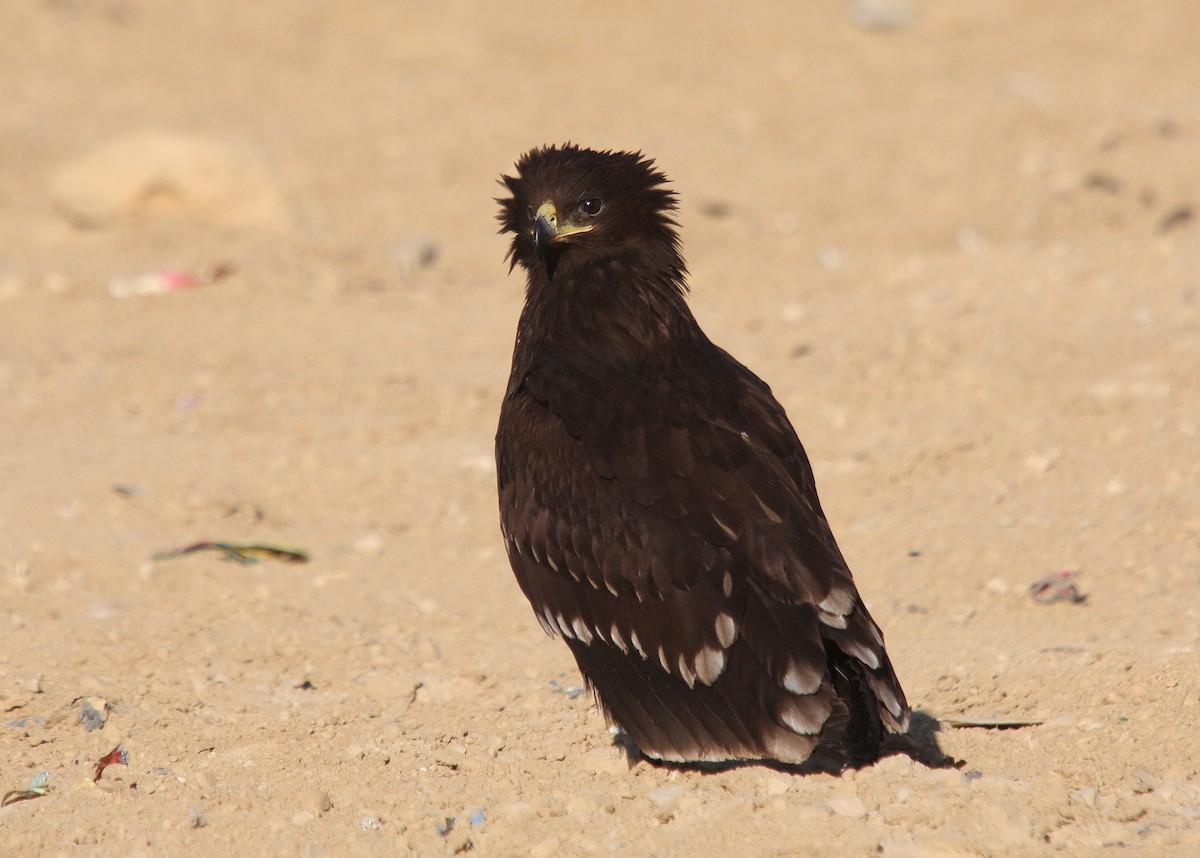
left=2, top=1, right=1198, bottom=854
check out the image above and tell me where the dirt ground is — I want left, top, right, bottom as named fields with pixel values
left=2, top=1, right=1199, bottom=855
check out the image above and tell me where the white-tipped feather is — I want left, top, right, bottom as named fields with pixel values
left=818, top=588, right=855, bottom=616
left=714, top=613, right=738, bottom=648
left=610, top=624, right=628, bottom=653
left=752, top=490, right=784, bottom=524
left=776, top=695, right=829, bottom=736
left=711, top=512, right=739, bottom=540
left=840, top=639, right=881, bottom=670
left=571, top=616, right=594, bottom=645
left=677, top=654, right=697, bottom=688
left=866, top=619, right=884, bottom=646
left=782, top=659, right=823, bottom=695
left=764, top=731, right=818, bottom=765
left=629, top=629, right=646, bottom=658
left=694, top=646, right=726, bottom=685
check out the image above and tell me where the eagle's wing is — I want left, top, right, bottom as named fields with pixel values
left=497, top=347, right=908, bottom=761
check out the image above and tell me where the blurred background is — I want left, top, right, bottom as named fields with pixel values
left=2, top=1, right=1198, bottom=854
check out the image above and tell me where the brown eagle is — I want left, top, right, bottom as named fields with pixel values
left=495, top=144, right=909, bottom=767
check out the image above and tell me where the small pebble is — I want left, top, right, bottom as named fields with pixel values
left=648, top=784, right=685, bottom=820
left=300, top=789, right=332, bottom=817
left=1024, top=451, right=1058, bottom=476
left=393, top=237, right=439, bottom=276
left=77, top=697, right=108, bottom=732
left=850, top=0, right=917, bottom=30
left=354, top=533, right=384, bottom=556
left=818, top=245, right=846, bottom=270
left=826, top=795, right=867, bottom=817
left=764, top=775, right=792, bottom=796
left=1069, top=787, right=1100, bottom=808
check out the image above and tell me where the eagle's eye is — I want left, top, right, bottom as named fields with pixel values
left=578, top=198, right=603, bottom=216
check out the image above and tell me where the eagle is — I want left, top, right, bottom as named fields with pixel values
left=495, top=144, right=910, bottom=767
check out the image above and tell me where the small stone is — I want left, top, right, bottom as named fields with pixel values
left=392, top=238, right=439, bottom=276
left=985, top=577, right=1010, bottom=595
left=781, top=303, right=806, bottom=322
left=581, top=746, right=627, bottom=776
left=957, top=226, right=984, bottom=252
left=928, top=769, right=970, bottom=791
left=49, top=131, right=295, bottom=231
left=77, top=697, right=108, bottom=731
left=1069, top=787, right=1099, bottom=808
left=826, top=795, right=867, bottom=817
left=1024, top=451, right=1058, bottom=476
left=188, top=805, right=206, bottom=828
left=354, top=533, right=384, bottom=556
left=291, top=810, right=316, bottom=826
left=648, top=785, right=685, bottom=820
left=850, top=0, right=917, bottom=30
left=763, top=775, right=792, bottom=796
left=818, top=245, right=846, bottom=270
left=565, top=794, right=597, bottom=816
left=300, top=789, right=332, bottom=817
left=498, top=801, right=534, bottom=822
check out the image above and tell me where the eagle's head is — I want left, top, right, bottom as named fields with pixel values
left=497, top=144, right=683, bottom=283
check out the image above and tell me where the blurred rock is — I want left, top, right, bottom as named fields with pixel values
left=826, top=794, right=867, bottom=817
left=76, top=696, right=108, bottom=731
left=49, top=131, right=295, bottom=231
left=300, top=788, right=333, bottom=817
left=354, top=532, right=384, bottom=556
left=647, top=784, right=685, bottom=820
left=850, top=0, right=917, bottom=31
left=392, top=237, right=439, bottom=277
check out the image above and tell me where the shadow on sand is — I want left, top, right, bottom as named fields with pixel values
left=621, top=709, right=962, bottom=775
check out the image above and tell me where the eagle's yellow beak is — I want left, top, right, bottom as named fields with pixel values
left=533, top=201, right=593, bottom=281
left=533, top=201, right=593, bottom=249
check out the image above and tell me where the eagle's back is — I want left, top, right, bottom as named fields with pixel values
left=496, top=334, right=908, bottom=766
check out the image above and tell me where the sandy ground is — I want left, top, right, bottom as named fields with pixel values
left=2, top=1, right=1199, bottom=855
